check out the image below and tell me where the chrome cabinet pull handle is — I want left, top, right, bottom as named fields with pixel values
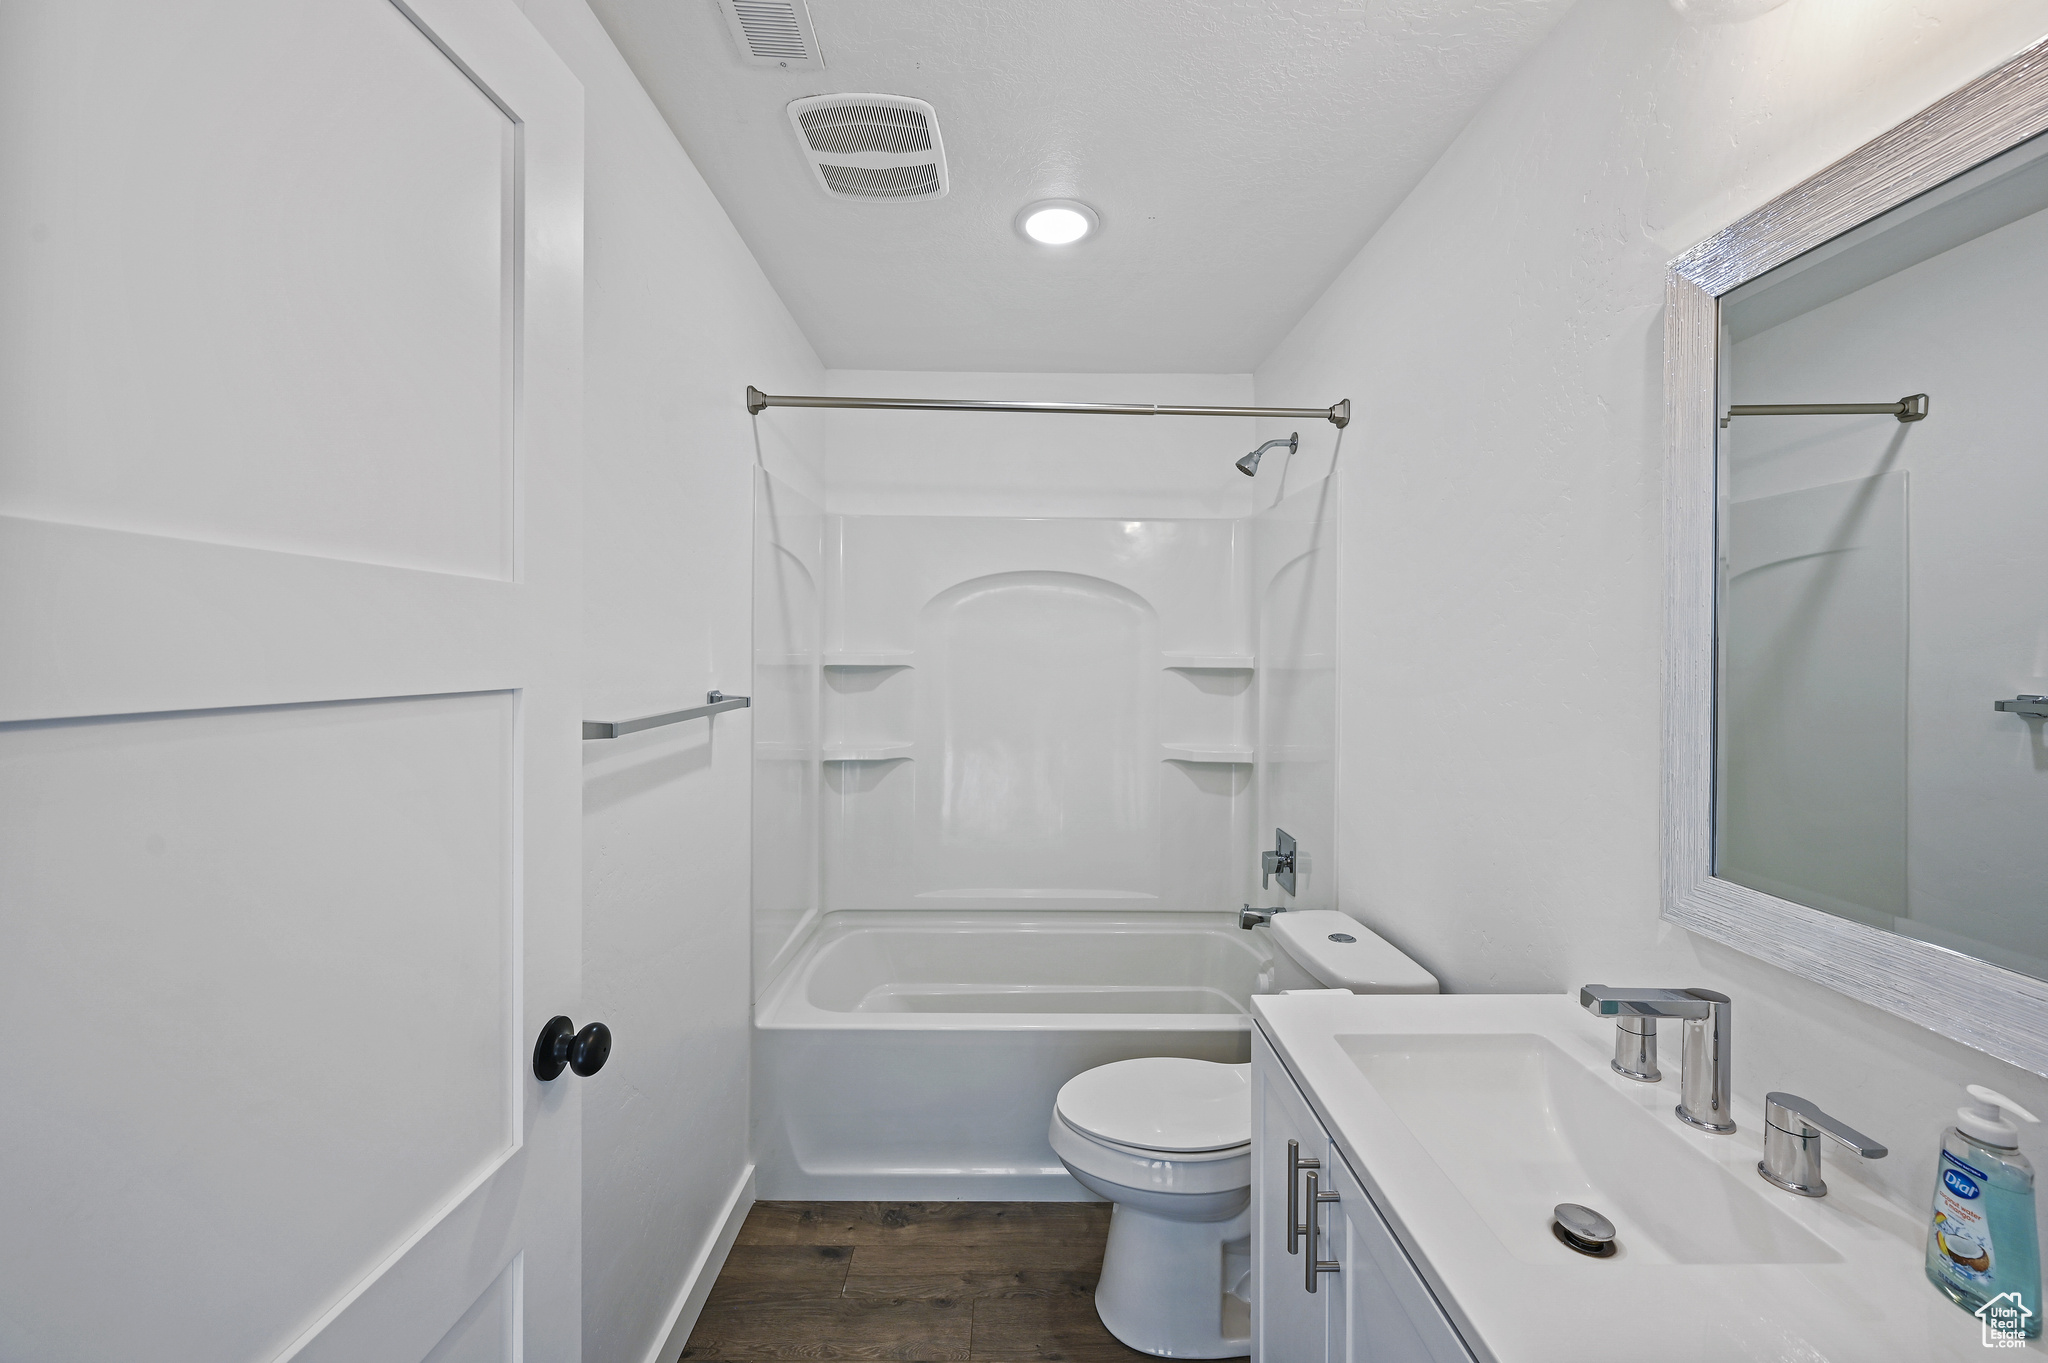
left=1286, top=1139, right=1321, bottom=1254
left=1304, top=1169, right=1341, bottom=1292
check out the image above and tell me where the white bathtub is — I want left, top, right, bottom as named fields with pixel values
left=752, top=911, right=1317, bottom=1199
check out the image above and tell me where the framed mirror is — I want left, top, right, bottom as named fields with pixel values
left=1665, top=37, right=2048, bottom=1073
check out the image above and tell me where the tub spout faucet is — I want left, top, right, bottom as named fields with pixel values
left=1239, top=905, right=1287, bottom=929
left=1580, top=986, right=1736, bottom=1134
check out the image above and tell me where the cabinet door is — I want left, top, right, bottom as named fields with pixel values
left=1253, top=1029, right=1334, bottom=1362
left=1327, top=1152, right=1475, bottom=1363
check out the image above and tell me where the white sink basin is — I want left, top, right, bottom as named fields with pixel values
left=1341, top=1031, right=1836, bottom=1265
left=1255, top=992, right=2018, bottom=1363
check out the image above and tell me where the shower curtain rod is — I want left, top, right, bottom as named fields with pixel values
left=745, top=385, right=1351, bottom=428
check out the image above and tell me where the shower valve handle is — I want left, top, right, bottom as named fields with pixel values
left=1262, top=829, right=1298, bottom=894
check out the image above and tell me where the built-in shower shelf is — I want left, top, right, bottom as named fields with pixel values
left=1160, top=743, right=1254, bottom=764
left=823, top=651, right=915, bottom=668
left=1162, top=653, right=1255, bottom=671
left=822, top=742, right=915, bottom=762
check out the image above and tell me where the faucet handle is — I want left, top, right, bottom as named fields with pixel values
left=1764, top=1093, right=1887, bottom=1159
left=1579, top=984, right=1715, bottom=1020
left=1759, top=1092, right=1884, bottom=1197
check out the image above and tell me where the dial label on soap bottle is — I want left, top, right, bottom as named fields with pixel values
left=1934, top=1152, right=1997, bottom=1284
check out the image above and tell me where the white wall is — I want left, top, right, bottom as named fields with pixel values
left=510, top=3, right=824, bottom=1361
left=1255, top=0, right=2048, bottom=1218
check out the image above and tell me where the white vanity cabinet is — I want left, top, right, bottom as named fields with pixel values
left=1253, top=1028, right=1331, bottom=1360
left=1252, top=1030, right=1476, bottom=1363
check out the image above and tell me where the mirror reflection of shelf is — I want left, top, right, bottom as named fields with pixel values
left=1160, top=743, right=1254, bottom=764
left=1163, top=653, right=1255, bottom=671
left=822, top=742, right=915, bottom=762
left=823, top=651, right=915, bottom=669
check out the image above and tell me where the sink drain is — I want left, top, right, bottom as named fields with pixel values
left=1551, top=1203, right=1617, bottom=1258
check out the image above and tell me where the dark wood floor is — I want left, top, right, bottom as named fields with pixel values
left=679, top=1201, right=1234, bottom=1362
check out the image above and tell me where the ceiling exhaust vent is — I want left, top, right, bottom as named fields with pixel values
left=718, top=0, right=824, bottom=70
left=787, top=94, right=948, bottom=202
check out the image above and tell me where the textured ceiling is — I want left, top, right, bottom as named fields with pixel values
left=586, top=0, right=1577, bottom=371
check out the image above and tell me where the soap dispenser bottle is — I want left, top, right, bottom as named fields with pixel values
left=1926, top=1084, right=2041, bottom=1336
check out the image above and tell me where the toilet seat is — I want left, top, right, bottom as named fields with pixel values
left=1053, top=1058, right=1249, bottom=1154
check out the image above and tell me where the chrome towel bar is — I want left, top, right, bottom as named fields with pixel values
left=583, top=691, right=749, bottom=740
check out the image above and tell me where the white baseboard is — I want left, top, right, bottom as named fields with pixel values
left=753, top=1163, right=1097, bottom=1202
left=640, top=1162, right=756, bottom=1363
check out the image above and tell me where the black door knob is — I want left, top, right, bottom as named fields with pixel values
left=533, top=1016, right=612, bottom=1080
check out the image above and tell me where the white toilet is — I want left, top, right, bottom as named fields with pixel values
left=1050, top=910, right=1437, bottom=1358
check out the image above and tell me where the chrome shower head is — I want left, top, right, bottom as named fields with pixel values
left=1236, top=431, right=1298, bottom=477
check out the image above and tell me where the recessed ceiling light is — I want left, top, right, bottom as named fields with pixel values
left=1017, top=199, right=1098, bottom=246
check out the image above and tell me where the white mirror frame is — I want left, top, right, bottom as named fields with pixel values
left=1664, top=36, right=2048, bottom=1075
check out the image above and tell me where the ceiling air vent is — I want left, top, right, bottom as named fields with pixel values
left=718, top=0, right=824, bottom=70
left=787, top=94, right=949, bottom=202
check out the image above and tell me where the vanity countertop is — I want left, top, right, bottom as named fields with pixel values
left=1254, top=992, right=2048, bottom=1361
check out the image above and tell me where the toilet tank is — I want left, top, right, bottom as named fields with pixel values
left=1268, top=910, right=1439, bottom=994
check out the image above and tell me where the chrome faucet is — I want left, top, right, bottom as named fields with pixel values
left=1757, top=1093, right=1885, bottom=1196
left=1580, top=986, right=1736, bottom=1134
left=1239, top=905, right=1288, bottom=929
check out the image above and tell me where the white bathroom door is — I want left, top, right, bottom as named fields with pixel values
left=0, top=2, right=585, bottom=1361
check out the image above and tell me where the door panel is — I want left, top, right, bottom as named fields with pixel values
left=0, top=693, right=518, bottom=1361
left=1328, top=1152, right=1474, bottom=1363
left=0, top=1, right=583, bottom=1360
left=422, top=1260, right=522, bottom=1363
left=1253, top=1029, right=1332, bottom=1362
left=0, top=0, right=518, bottom=577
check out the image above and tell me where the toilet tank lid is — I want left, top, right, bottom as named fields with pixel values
left=1269, top=910, right=1439, bottom=993
left=1054, top=1058, right=1250, bottom=1153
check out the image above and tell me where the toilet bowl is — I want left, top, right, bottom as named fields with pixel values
left=1052, top=911, right=1437, bottom=1358
left=1052, top=1057, right=1254, bottom=1359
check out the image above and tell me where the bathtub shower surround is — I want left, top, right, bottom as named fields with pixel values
left=749, top=467, right=1342, bottom=1199
left=1253, top=466, right=1340, bottom=914
left=753, top=911, right=1320, bottom=1200
left=753, top=471, right=824, bottom=997
left=806, top=473, right=1341, bottom=920
left=820, top=512, right=1252, bottom=915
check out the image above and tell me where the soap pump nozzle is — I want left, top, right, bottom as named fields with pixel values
left=1959, top=1085, right=2042, bottom=1149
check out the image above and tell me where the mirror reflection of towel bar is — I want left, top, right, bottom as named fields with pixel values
left=1721, top=393, right=1928, bottom=428
left=583, top=691, right=749, bottom=740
